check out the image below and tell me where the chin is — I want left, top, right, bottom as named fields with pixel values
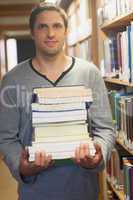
left=43, top=49, right=62, bottom=56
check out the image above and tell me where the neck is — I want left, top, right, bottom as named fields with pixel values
left=35, top=51, right=66, bottom=68
left=32, top=51, right=71, bottom=77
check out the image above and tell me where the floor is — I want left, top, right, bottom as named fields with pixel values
left=0, top=158, right=18, bottom=200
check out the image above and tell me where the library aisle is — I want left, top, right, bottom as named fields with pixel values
left=0, top=0, right=133, bottom=200
left=0, top=158, right=18, bottom=200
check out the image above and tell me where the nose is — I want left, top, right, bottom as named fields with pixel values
left=47, top=27, right=55, bottom=38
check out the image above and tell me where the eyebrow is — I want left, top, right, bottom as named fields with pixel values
left=38, top=22, right=63, bottom=25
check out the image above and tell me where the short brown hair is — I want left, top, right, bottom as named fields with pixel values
left=29, top=3, right=68, bottom=31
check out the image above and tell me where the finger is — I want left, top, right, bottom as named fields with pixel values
left=46, top=154, right=53, bottom=167
left=35, top=151, right=42, bottom=166
left=79, top=144, right=85, bottom=159
left=79, top=144, right=90, bottom=164
left=82, top=154, right=99, bottom=168
left=21, top=148, right=29, bottom=160
left=75, top=147, right=80, bottom=163
left=40, top=153, right=52, bottom=168
left=47, top=154, right=52, bottom=163
left=94, top=144, right=103, bottom=158
left=94, top=143, right=102, bottom=154
left=94, top=151, right=103, bottom=165
left=87, top=149, right=103, bottom=167
left=40, top=151, right=46, bottom=167
left=84, top=143, right=89, bottom=157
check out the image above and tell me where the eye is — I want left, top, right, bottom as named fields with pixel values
left=54, top=23, right=63, bottom=29
left=36, top=24, right=48, bottom=30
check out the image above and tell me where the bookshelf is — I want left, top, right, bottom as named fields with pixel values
left=97, top=0, right=133, bottom=199
left=104, top=78, right=133, bottom=87
left=116, top=137, right=133, bottom=156
left=101, top=11, right=133, bottom=31
left=0, top=36, right=7, bottom=79
left=107, top=176, right=124, bottom=200
left=66, top=0, right=98, bottom=66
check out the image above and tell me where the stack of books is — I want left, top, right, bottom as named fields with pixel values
left=28, top=85, right=96, bottom=162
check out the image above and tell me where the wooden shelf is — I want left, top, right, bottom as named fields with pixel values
left=116, top=137, right=133, bottom=156
left=68, top=34, right=92, bottom=47
left=107, top=177, right=124, bottom=200
left=101, top=11, right=133, bottom=31
left=104, top=78, right=133, bottom=87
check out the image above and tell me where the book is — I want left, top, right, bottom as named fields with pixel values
left=28, top=138, right=96, bottom=162
left=32, top=101, right=86, bottom=112
left=33, top=85, right=92, bottom=98
left=123, top=157, right=133, bottom=200
left=129, top=167, right=133, bottom=200
left=32, top=110, right=87, bottom=124
left=32, top=115, right=87, bottom=124
left=35, top=96, right=92, bottom=104
left=33, top=135, right=90, bottom=143
left=32, top=85, right=93, bottom=104
left=33, top=123, right=88, bottom=138
left=32, top=109, right=87, bottom=119
left=32, top=120, right=86, bottom=127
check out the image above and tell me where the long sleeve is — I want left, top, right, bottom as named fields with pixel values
left=0, top=75, right=23, bottom=182
left=89, top=65, right=115, bottom=166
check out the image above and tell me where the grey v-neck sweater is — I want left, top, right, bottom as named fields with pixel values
left=0, top=57, right=115, bottom=200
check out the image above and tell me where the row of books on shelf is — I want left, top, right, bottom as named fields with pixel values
left=107, top=150, right=133, bottom=200
left=67, top=38, right=92, bottom=62
left=107, top=149, right=133, bottom=200
left=107, top=148, right=124, bottom=192
left=67, top=19, right=92, bottom=46
left=67, top=0, right=91, bottom=32
left=28, top=85, right=96, bottom=162
left=102, top=22, right=133, bottom=83
left=108, top=90, right=133, bottom=150
left=123, top=157, right=133, bottom=200
left=67, top=0, right=92, bottom=46
left=97, top=0, right=133, bottom=25
left=79, top=38, right=92, bottom=62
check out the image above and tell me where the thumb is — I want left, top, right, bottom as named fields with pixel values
left=21, top=148, right=29, bottom=160
left=94, top=143, right=102, bottom=154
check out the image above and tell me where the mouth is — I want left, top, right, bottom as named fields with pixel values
left=44, top=40, right=58, bottom=47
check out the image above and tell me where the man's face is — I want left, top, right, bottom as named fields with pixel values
left=32, top=10, right=67, bottom=56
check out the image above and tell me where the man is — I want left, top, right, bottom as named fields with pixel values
left=0, top=3, right=115, bottom=200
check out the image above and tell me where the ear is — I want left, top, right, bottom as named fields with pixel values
left=30, top=30, right=35, bottom=40
left=65, top=28, right=68, bottom=36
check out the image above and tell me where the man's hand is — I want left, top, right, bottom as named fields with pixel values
left=73, top=143, right=103, bottom=169
left=19, top=148, right=54, bottom=177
